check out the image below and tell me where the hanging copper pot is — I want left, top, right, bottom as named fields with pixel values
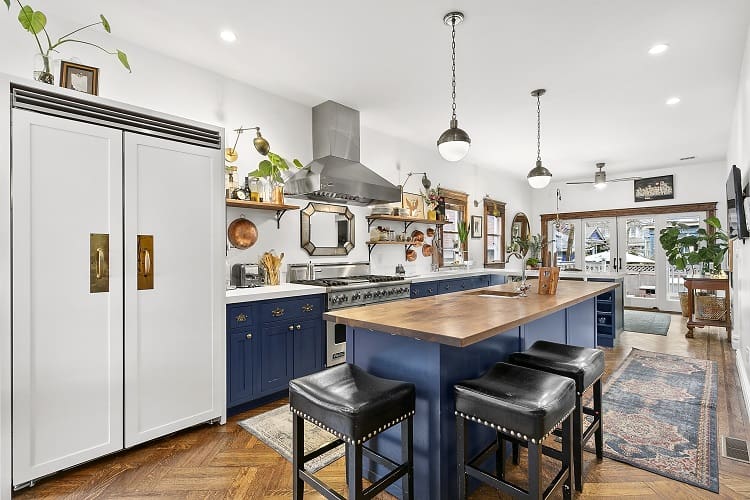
left=426, top=227, right=435, bottom=237
left=228, top=216, right=258, bottom=249
left=405, top=248, right=417, bottom=262
left=422, top=243, right=432, bottom=257
left=411, top=229, right=424, bottom=243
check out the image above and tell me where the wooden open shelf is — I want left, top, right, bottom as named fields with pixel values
left=365, top=240, right=423, bottom=246
left=225, top=199, right=300, bottom=228
left=366, top=215, right=451, bottom=231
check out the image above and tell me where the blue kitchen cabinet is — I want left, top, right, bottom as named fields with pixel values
left=226, top=294, right=325, bottom=412
left=589, top=277, right=624, bottom=347
left=293, top=318, right=324, bottom=378
left=410, top=282, right=439, bottom=298
left=226, top=303, right=257, bottom=407
left=258, top=321, right=295, bottom=395
left=489, top=274, right=506, bottom=286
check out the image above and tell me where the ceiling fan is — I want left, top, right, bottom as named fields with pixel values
left=566, top=163, right=641, bottom=189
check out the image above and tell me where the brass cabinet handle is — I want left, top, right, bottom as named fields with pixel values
left=143, top=249, right=151, bottom=277
left=272, top=307, right=284, bottom=317
left=137, top=235, right=154, bottom=290
left=302, top=304, right=314, bottom=312
left=295, top=324, right=301, bottom=330
left=288, top=325, right=294, bottom=331
left=96, top=248, right=104, bottom=279
left=236, top=313, right=247, bottom=322
left=246, top=333, right=252, bottom=340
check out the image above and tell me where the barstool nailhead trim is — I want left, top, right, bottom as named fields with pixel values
left=290, top=407, right=416, bottom=445
left=455, top=409, right=574, bottom=442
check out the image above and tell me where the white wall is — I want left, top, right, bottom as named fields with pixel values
left=529, top=161, right=728, bottom=229
left=0, top=14, right=533, bottom=498
left=727, top=25, right=750, bottom=417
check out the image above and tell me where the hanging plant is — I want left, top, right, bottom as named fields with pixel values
left=4, top=0, right=131, bottom=84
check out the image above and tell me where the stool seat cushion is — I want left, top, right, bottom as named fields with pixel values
left=455, top=362, right=575, bottom=440
left=289, top=364, right=415, bottom=443
left=509, top=341, right=604, bottom=392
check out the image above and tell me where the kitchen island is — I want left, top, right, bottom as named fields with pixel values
left=324, top=280, right=618, bottom=500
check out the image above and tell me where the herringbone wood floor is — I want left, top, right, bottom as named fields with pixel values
left=13, top=315, right=750, bottom=499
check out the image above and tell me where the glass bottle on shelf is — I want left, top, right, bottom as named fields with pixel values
left=248, top=177, right=261, bottom=202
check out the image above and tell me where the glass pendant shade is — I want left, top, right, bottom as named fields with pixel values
left=527, top=160, right=552, bottom=189
left=437, top=119, right=471, bottom=161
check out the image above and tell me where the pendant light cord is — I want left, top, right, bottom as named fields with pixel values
left=451, top=17, right=457, bottom=121
left=536, top=94, right=541, bottom=162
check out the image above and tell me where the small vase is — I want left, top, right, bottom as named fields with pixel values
left=271, top=185, right=284, bottom=205
left=33, top=54, right=54, bottom=85
left=427, top=209, right=437, bottom=220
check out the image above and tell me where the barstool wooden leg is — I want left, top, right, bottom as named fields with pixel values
left=561, top=414, right=573, bottom=500
left=456, top=414, right=467, bottom=500
left=292, top=413, right=304, bottom=500
left=401, top=416, right=414, bottom=500
left=594, top=379, right=604, bottom=460
left=527, top=440, right=543, bottom=500
left=346, top=442, right=363, bottom=500
left=496, top=433, right=505, bottom=479
left=573, top=393, right=584, bottom=492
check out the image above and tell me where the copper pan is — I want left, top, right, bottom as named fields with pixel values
left=411, top=229, right=424, bottom=243
left=422, top=243, right=432, bottom=257
left=405, top=248, right=417, bottom=262
left=228, top=216, right=258, bottom=249
left=426, top=227, right=435, bottom=237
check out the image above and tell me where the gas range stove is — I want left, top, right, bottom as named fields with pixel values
left=288, top=263, right=411, bottom=310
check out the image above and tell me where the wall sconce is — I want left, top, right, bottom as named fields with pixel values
left=400, top=172, right=433, bottom=207
left=225, top=125, right=270, bottom=162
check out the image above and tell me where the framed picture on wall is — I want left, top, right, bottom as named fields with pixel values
left=471, top=215, right=482, bottom=238
left=59, top=61, right=99, bottom=95
left=402, top=192, right=425, bottom=218
left=634, top=175, right=674, bottom=202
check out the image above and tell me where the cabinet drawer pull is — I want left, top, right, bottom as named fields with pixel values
left=302, top=303, right=314, bottom=312
left=246, top=333, right=253, bottom=340
left=272, top=307, right=284, bottom=317
left=295, top=324, right=301, bottom=330
left=236, top=313, right=247, bottom=322
left=288, top=325, right=294, bottom=331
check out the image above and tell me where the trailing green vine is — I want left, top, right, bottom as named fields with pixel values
left=4, top=0, right=131, bottom=77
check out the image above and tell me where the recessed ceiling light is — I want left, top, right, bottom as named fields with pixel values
left=648, top=43, right=670, bottom=55
left=666, top=97, right=681, bottom=105
left=220, top=30, right=237, bottom=43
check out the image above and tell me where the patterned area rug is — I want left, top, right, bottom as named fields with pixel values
left=592, top=348, right=718, bottom=492
left=623, top=310, right=671, bottom=335
left=238, top=404, right=344, bottom=472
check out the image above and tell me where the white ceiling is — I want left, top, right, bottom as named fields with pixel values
left=42, top=0, right=750, bottom=181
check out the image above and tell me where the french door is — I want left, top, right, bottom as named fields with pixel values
left=550, top=212, right=705, bottom=312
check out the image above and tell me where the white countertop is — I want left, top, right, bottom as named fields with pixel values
left=225, top=283, right=326, bottom=303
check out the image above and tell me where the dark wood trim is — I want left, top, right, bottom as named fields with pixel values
left=540, top=202, right=718, bottom=266
left=483, top=198, right=506, bottom=268
left=439, top=187, right=469, bottom=266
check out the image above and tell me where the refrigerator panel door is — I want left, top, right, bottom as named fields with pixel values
left=11, top=110, right=124, bottom=486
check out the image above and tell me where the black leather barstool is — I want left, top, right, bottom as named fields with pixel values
left=288, top=363, right=415, bottom=500
left=455, top=362, right=575, bottom=500
left=509, top=341, right=605, bottom=492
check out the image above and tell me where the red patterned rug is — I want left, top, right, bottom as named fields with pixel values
left=592, top=348, right=718, bottom=492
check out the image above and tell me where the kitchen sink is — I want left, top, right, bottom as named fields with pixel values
left=466, top=290, right=522, bottom=298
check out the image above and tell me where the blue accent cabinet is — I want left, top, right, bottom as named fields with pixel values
left=227, top=294, right=324, bottom=411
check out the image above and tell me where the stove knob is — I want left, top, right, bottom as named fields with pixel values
left=387, top=289, right=395, bottom=296
left=343, top=295, right=349, bottom=302
left=352, top=292, right=361, bottom=301
left=374, top=291, right=382, bottom=298
left=364, top=291, right=373, bottom=299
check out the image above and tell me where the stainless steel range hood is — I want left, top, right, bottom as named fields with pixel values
left=284, top=101, right=401, bottom=205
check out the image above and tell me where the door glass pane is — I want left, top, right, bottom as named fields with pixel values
left=551, top=221, right=576, bottom=269
left=664, top=216, right=701, bottom=300
left=583, top=220, right=614, bottom=272
left=623, top=217, right=656, bottom=301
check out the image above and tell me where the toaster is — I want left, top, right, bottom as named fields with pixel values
left=231, top=263, right=263, bottom=287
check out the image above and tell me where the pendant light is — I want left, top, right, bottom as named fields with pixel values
left=527, top=89, right=552, bottom=189
left=437, top=12, right=471, bottom=162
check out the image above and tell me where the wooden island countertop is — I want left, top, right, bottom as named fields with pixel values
left=323, top=280, right=618, bottom=347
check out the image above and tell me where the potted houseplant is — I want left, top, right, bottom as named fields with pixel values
left=246, top=152, right=303, bottom=204
left=455, top=221, right=470, bottom=264
left=422, top=186, right=441, bottom=220
left=659, top=216, right=729, bottom=316
left=4, top=0, right=131, bottom=84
